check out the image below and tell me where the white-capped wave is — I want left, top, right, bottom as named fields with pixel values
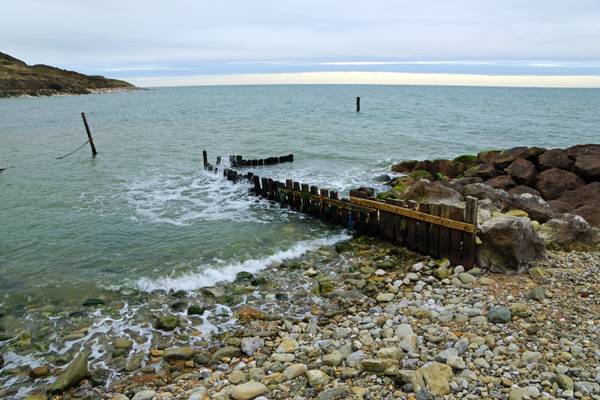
left=124, top=169, right=275, bottom=226
left=135, top=232, right=351, bottom=292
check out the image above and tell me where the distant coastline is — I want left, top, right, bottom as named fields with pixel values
left=0, top=51, right=136, bottom=98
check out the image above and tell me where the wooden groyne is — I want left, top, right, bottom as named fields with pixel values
left=204, top=151, right=479, bottom=268
left=226, top=154, right=294, bottom=168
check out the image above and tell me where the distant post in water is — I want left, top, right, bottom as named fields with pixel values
left=356, top=96, right=360, bottom=112
left=203, top=150, right=208, bottom=168
left=80, top=112, right=98, bottom=156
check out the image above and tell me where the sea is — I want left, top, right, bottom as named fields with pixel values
left=1, top=84, right=599, bottom=395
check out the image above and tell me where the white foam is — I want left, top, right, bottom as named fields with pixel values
left=135, top=232, right=351, bottom=292
left=124, top=168, right=274, bottom=226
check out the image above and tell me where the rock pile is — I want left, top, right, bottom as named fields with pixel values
left=390, top=144, right=600, bottom=227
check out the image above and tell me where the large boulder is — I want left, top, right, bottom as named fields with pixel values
left=391, top=160, right=418, bottom=173
left=398, top=180, right=462, bottom=204
left=463, top=184, right=553, bottom=222
left=509, top=185, right=541, bottom=197
left=492, top=147, right=531, bottom=168
left=478, top=216, right=545, bottom=272
left=536, top=168, right=584, bottom=200
left=567, top=144, right=600, bottom=181
left=509, top=193, right=554, bottom=223
left=537, top=149, right=572, bottom=171
left=49, top=350, right=90, bottom=394
left=505, top=159, right=537, bottom=187
left=484, top=175, right=516, bottom=191
left=554, top=183, right=600, bottom=226
left=573, top=155, right=600, bottom=182
left=465, top=163, right=498, bottom=180
left=538, top=214, right=600, bottom=251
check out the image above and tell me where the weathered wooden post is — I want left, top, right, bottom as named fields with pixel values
left=356, top=97, right=360, bottom=112
left=81, top=112, right=97, bottom=156
left=203, top=150, right=208, bottom=168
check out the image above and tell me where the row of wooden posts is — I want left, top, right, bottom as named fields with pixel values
left=204, top=151, right=479, bottom=268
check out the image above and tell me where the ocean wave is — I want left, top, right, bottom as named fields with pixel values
left=134, top=232, right=351, bottom=292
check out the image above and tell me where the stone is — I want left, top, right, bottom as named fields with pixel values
left=557, top=374, right=574, bottom=390
left=398, top=180, right=462, bottom=204
left=478, top=216, right=545, bottom=271
left=376, top=293, right=394, bottom=302
left=509, top=303, right=530, bottom=317
left=507, top=193, right=554, bottom=223
left=187, top=305, right=205, bottom=315
left=231, top=381, right=268, bottom=400
left=537, top=148, right=572, bottom=171
left=238, top=306, right=266, bottom=321
left=271, top=353, right=295, bottom=362
left=466, top=163, right=498, bottom=180
left=457, top=272, right=476, bottom=284
left=276, top=338, right=298, bottom=353
left=509, top=185, right=541, bottom=197
left=484, top=175, right=517, bottom=191
left=28, top=365, right=50, bottom=379
left=435, top=348, right=458, bottom=363
left=164, top=347, right=195, bottom=360
left=538, top=214, right=600, bottom=250
left=573, top=154, right=600, bottom=181
left=323, top=351, right=345, bottom=367
left=132, top=390, right=157, bottom=400
left=487, top=306, right=511, bottom=323
left=527, top=286, right=546, bottom=301
left=82, top=298, right=105, bottom=307
left=210, top=346, right=241, bottom=364
left=113, top=337, right=132, bottom=350
left=306, top=369, right=329, bottom=387
left=508, top=386, right=541, bottom=400
left=283, top=363, right=307, bottom=380
left=506, top=159, right=537, bottom=186
left=0, top=353, right=3, bottom=368
left=521, top=351, right=542, bottom=363
left=434, top=265, right=450, bottom=280
left=360, top=358, right=397, bottom=373
left=536, top=168, right=584, bottom=200
left=554, top=183, right=600, bottom=226
left=446, top=355, right=466, bottom=370
left=228, top=371, right=247, bottom=384
left=377, top=347, right=403, bottom=361
left=154, top=314, right=180, bottom=331
left=391, top=160, right=418, bottom=173
left=418, top=362, right=454, bottom=396
left=317, top=387, right=350, bottom=400
left=241, top=337, right=264, bottom=356
left=49, top=350, right=90, bottom=394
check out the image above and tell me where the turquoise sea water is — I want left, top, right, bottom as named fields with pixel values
left=1, top=85, right=600, bottom=298
left=1, top=85, right=600, bottom=396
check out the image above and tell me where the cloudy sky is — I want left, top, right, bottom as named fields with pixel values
left=3, top=0, right=600, bottom=86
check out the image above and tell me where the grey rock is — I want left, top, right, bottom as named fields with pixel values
left=241, top=337, right=264, bottom=356
left=49, top=350, right=90, bottom=394
left=164, top=347, right=195, bottom=360
left=487, top=306, right=511, bottom=323
left=132, top=390, right=157, bottom=400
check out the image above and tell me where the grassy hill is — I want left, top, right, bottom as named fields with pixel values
left=0, top=52, right=135, bottom=97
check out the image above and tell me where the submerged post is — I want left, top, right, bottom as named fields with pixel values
left=81, top=112, right=97, bottom=156
left=356, top=96, right=360, bottom=112
left=203, top=150, right=208, bottom=168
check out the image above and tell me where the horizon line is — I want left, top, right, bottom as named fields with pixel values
left=127, top=71, right=600, bottom=89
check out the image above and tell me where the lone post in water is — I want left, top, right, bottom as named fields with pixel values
left=356, top=96, right=360, bottom=112
left=81, top=112, right=98, bottom=156
left=203, top=150, right=208, bottom=168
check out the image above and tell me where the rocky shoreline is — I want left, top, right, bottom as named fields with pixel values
left=2, top=235, right=598, bottom=400
left=2, top=144, right=600, bottom=400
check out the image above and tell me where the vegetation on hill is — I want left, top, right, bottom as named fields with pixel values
left=0, top=52, right=135, bottom=98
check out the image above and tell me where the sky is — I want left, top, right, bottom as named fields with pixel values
left=2, top=0, right=600, bottom=87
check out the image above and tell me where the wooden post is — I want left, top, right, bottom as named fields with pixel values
left=81, top=112, right=97, bottom=156
left=356, top=97, right=360, bottom=112
left=202, top=150, right=208, bottom=168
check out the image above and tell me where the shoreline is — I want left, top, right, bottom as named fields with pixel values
left=2, top=235, right=599, bottom=399
left=0, top=86, right=139, bottom=99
